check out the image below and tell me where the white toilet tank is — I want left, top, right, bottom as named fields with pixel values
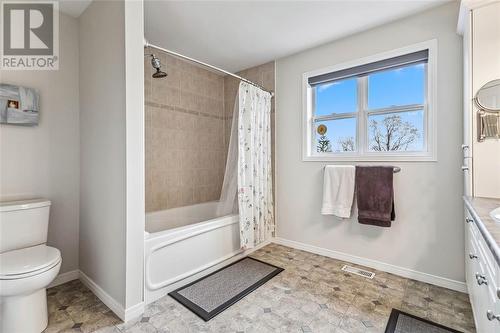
left=0, top=199, right=51, bottom=254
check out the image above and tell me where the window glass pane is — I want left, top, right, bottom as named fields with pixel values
left=315, top=118, right=356, bottom=153
left=368, top=110, right=424, bottom=152
left=368, top=63, right=425, bottom=109
left=315, top=78, right=357, bottom=116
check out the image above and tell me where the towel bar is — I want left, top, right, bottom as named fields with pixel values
left=324, top=165, right=401, bottom=173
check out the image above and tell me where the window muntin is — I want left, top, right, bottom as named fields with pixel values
left=306, top=47, right=432, bottom=160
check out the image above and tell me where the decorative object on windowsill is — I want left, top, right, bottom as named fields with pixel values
left=0, top=84, right=40, bottom=126
left=474, top=79, right=500, bottom=142
left=316, top=124, right=332, bottom=153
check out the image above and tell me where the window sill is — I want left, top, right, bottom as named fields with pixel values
left=302, top=153, right=437, bottom=162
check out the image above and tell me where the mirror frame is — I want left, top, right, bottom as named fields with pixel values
left=474, top=79, right=500, bottom=113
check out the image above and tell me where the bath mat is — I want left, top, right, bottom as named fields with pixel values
left=385, top=309, right=462, bottom=333
left=169, top=257, right=283, bottom=321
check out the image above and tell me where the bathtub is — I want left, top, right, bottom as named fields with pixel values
left=144, top=201, right=243, bottom=304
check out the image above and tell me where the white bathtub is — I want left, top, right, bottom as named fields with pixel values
left=144, top=201, right=242, bottom=304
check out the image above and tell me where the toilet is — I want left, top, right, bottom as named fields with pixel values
left=0, top=199, right=62, bottom=333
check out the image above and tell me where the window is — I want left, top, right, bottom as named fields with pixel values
left=303, top=41, right=436, bottom=161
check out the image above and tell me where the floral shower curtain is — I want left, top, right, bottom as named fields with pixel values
left=237, top=82, right=274, bottom=249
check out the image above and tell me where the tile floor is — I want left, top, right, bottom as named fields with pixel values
left=44, top=244, right=475, bottom=333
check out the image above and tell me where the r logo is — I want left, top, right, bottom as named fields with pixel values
left=1, top=1, right=59, bottom=69
left=3, top=3, right=54, bottom=55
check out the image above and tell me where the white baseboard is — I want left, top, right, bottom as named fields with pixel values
left=272, top=237, right=467, bottom=293
left=79, top=270, right=126, bottom=321
left=123, top=301, right=145, bottom=322
left=48, top=269, right=79, bottom=288
left=79, top=270, right=144, bottom=322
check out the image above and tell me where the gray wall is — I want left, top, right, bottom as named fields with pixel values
left=0, top=14, right=80, bottom=275
left=124, top=0, right=145, bottom=309
left=275, top=3, right=465, bottom=282
left=79, top=0, right=144, bottom=311
left=79, top=0, right=128, bottom=306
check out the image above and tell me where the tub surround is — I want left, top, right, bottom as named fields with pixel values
left=145, top=201, right=232, bottom=234
left=145, top=52, right=226, bottom=212
left=463, top=196, right=500, bottom=266
left=145, top=58, right=276, bottom=213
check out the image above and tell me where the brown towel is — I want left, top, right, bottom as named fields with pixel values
left=355, top=166, right=395, bottom=227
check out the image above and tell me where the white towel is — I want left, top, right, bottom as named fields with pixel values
left=321, top=165, right=355, bottom=218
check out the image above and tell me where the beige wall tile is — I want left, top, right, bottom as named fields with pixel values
left=146, top=49, right=273, bottom=213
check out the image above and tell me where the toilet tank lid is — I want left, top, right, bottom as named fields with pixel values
left=0, top=199, right=51, bottom=212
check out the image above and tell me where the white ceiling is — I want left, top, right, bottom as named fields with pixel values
left=59, top=0, right=92, bottom=18
left=145, top=0, right=449, bottom=72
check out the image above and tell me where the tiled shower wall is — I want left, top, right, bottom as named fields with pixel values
left=145, top=51, right=226, bottom=212
left=145, top=50, right=276, bottom=213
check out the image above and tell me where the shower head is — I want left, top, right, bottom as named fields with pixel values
left=152, top=68, right=168, bottom=78
left=148, top=54, right=167, bottom=78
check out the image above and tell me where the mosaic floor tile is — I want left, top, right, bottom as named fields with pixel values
left=44, top=244, right=476, bottom=333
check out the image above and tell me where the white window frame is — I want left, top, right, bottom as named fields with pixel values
left=302, top=39, right=437, bottom=162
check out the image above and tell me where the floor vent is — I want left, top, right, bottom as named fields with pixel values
left=341, top=265, right=375, bottom=279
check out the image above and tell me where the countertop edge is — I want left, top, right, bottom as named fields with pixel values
left=463, top=196, right=500, bottom=267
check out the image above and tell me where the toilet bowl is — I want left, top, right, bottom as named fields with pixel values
left=0, top=199, right=62, bottom=333
left=0, top=245, right=62, bottom=333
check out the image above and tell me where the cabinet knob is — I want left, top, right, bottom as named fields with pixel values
left=465, top=218, right=474, bottom=224
left=476, top=273, right=487, bottom=285
left=461, top=165, right=469, bottom=171
left=486, top=310, right=500, bottom=321
left=461, top=144, right=469, bottom=151
left=468, top=253, right=478, bottom=259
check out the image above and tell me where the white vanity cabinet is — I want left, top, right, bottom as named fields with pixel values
left=459, top=1, right=500, bottom=330
left=465, top=211, right=500, bottom=332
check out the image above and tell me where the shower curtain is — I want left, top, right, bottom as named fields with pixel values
left=219, top=81, right=274, bottom=249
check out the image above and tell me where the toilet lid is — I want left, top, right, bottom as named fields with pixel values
left=0, top=245, right=61, bottom=277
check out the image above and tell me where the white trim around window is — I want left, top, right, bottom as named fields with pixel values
left=302, top=39, right=438, bottom=162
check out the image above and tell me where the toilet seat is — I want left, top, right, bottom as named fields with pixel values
left=0, top=245, right=61, bottom=280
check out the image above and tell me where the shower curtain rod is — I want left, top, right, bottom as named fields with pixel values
left=144, top=40, right=274, bottom=97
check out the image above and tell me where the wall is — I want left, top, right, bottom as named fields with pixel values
left=79, top=0, right=144, bottom=316
left=0, top=14, right=80, bottom=275
left=275, top=3, right=465, bottom=285
left=124, top=0, right=145, bottom=312
left=145, top=52, right=226, bottom=212
left=471, top=2, right=500, bottom=198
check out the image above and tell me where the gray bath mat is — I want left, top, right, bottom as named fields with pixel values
left=385, top=309, right=462, bottom=333
left=169, top=257, right=283, bottom=321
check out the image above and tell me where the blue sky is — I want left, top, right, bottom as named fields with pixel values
left=315, top=63, right=425, bottom=152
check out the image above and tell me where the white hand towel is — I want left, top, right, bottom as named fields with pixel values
left=321, top=165, right=355, bottom=218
